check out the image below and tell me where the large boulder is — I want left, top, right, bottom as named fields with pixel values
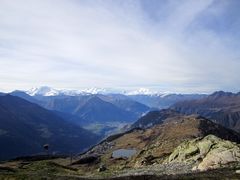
left=167, top=135, right=240, bottom=171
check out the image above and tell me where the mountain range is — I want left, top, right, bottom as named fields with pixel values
left=26, top=86, right=165, bottom=96
left=24, top=86, right=207, bottom=109
left=1, top=88, right=240, bottom=178
left=8, top=87, right=207, bottom=136
left=0, top=86, right=210, bottom=160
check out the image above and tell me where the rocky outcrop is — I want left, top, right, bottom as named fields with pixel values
left=167, top=135, right=240, bottom=171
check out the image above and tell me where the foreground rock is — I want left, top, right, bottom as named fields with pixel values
left=167, top=135, right=240, bottom=171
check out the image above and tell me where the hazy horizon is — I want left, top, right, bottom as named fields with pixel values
left=1, top=85, right=240, bottom=95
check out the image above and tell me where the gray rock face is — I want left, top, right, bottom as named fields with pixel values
left=167, top=135, right=240, bottom=171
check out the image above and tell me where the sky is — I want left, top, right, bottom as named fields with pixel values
left=0, top=0, right=240, bottom=93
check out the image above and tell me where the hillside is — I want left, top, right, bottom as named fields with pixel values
left=36, top=94, right=149, bottom=124
left=74, top=96, right=137, bottom=123
left=98, top=94, right=150, bottom=117
left=131, top=109, right=181, bottom=129
left=0, top=95, right=100, bottom=160
left=1, top=110, right=240, bottom=179
left=172, top=91, right=240, bottom=132
left=73, top=112, right=240, bottom=173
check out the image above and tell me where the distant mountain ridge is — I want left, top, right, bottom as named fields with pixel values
left=22, top=86, right=207, bottom=109
left=129, top=94, right=207, bottom=109
left=131, top=109, right=181, bottom=129
left=26, top=86, right=161, bottom=96
left=172, top=91, right=240, bottom=132
left=27, top=86, right=113, bottom=96
left=8, top=87, right=208, bottom=136
left=73, top=96, right=136, bottom=123
left=24, top=86, right=207, bottom=97
left=25, top=86, right=165, bottom=96
left=9, top=91, right=150, bottom=136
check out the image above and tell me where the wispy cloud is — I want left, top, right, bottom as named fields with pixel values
left=0, top=0, right=239, bottom=93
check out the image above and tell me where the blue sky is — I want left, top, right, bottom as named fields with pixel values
left=0, top=0, right=240, bottom=93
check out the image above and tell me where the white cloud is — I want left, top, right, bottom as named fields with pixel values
left=0, top=0, right=239, bottom=93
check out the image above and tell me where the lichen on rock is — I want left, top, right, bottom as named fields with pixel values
left=167, top=135, right=240, bottom=171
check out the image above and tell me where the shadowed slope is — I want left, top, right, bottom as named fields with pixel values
left=0, top=95, right=100, bottom=160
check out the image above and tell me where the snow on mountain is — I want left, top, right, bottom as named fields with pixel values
left=81, top=88, right=107, bottom=94
left=26, top=86, right=169, bottom=96
left=126, top=88, right=156, bottom=95
left=26, top=86, right=118, bottom=96
left=27, top=86, right=60, bottom=96
left=60, top=88, right=112, bottom=96
left=126, top=88, right=168, bottom=96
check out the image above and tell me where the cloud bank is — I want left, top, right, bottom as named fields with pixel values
left=0, top=0, right=240, bottom=93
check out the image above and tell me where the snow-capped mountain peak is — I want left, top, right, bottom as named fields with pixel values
left=26, top=86, right=113, bottom=96
left=26, top=86, right=169, bottom=96
left=81, top=88, right=107, bottom=94
left=126, top=88, right=158, bottom=95
left=27, top=86, right=60, bottom=96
